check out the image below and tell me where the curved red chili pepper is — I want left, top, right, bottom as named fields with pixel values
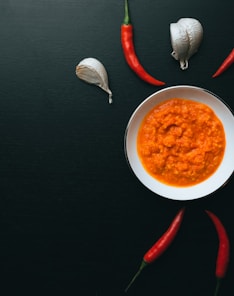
left=121, top=0, right=165, bottom=86
left=212, top=48, right=234, bottom=78
left=205, top=210, right=230, bottom=296
left=125, top=208, right=185, bottom=292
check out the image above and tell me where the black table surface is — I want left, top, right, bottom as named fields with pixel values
left=0, top=0, right=233, bottom=295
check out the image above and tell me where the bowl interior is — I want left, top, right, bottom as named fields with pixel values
left=125, top=85, right=234, bottom=201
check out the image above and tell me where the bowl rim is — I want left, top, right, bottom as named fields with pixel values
left=124, top=85, right=234, bottom=201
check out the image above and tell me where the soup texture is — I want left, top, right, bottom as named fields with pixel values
left=137, top=98, right=226, bottom=186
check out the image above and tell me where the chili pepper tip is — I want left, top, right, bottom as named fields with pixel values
left=212, top=48, right=234, bottom=78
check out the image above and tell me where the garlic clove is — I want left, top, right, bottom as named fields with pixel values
left=170, top=18, right=203, bottom=70
left=76, top=57, right=113, bottom=104
left=170, top=23, right=190, bottom=70
left=178, top=18, right=203, bottom=59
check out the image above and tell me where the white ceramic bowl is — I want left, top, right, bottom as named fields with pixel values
left=124, top=85, right=234, bottom=201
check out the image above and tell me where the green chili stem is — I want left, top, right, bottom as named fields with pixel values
left=214, top=278, right=222, bottom=296
left=123, top=0, right=131, bottom=25
left=125, top=260, right=147, bottom=293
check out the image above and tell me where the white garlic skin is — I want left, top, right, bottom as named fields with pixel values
left=178, top=18, right=203, bottom=59
left=170, top=23, right=190, bottom=70
left=76, top=57, right=113, bottom=104
left=170, top=18, right=203, bottom=70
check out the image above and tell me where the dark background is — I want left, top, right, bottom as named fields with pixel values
left=0, top=0, right=233, bottom=295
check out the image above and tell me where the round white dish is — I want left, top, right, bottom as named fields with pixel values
left=124, top=85, right=234, bottom=201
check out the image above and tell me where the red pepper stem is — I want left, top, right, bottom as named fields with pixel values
left=123, top=0, right=130, bottom=25
left=125, top=260, right=148, bottom=293
left=214, top=278, right=222, bottom=296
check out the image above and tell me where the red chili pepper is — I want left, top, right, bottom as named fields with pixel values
left=212, top=48, right=234, bottom=78
left=125, top=208, right=185, bottom=292
left=205, top=210, right=230, bottom=296
left=121, top=0, right=165, bottom=86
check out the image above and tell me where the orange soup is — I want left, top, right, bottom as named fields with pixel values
left=137, top=98, right=226, bottom=186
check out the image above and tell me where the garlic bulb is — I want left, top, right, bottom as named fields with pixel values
left=170, top=18, right=203, bottom=70
left=76, top=57, right=113, bottom=104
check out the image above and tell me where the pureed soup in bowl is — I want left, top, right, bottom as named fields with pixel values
left=125, top=85, right=234, bottom=200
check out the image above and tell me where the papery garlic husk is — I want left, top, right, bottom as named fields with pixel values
left=170, top=23, right=190, bottom=70
left=178, top=18, right=203, bottom=59
left=76, top=57, right=113, bottom=104
left=170, top=18, right=203, bottom=70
